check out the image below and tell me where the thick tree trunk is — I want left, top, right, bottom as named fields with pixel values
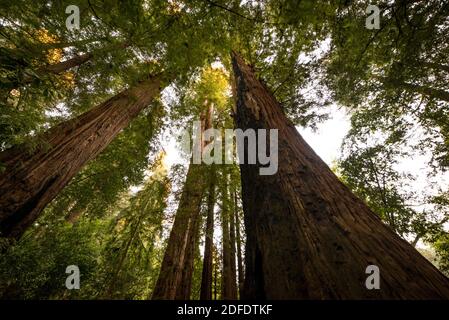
left=200, top=168, right=216, bottom=300
left=231, top=51, right=449, bottom=299
left=0, top=74, right=163, bottom=239
left=152, top=163, right=206, bottom=299
left=175, top=203, right=203, bottom=299
left=234, top=191, right=244, bottom=296
left=220, top=174, right=237, bottom=300
left=152, top=104, right=213, bottom=300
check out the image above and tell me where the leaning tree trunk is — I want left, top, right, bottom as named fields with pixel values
left=200, top=167, right=216, bottom=300
left=231, top=51, right=449, bottom=299
left=41, top=53, right=93, bottom=74
left=152, top=104, right=213, bottom=300
left=0, top=74, right=163, bottom=239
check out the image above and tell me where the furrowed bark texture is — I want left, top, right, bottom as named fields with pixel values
left=152, top=105, right=213, bottom=300
left=231, top=51, right=449, bottom=299
left=234, top=191, right=244, bottom=296
left=0, top=74, right=162, bottom=239
left=152, top=163, right=206, bottom=299
left=200, top=168, right=216, bottom=300
left=229, top=190, right=238, bottom=298
left=221, top=175, right=237, bottom=300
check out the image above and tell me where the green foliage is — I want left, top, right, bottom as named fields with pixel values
left=1, top=0, right=448, bottom=299
left=0, top=219, right=108, bottom=299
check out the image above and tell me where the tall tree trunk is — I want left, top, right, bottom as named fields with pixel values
left=152, top=163, right=206, bottom=299
left=231, top=51, right=449, bottom=299
left=229, top=189, right=238, bottom=298
left=213, top=245, right=218, bottom=300
left=175, top=203, right=203, bottom=299
left=234, top=191, right=244, bottom=297
left=200, top=168, right=216, bottom=300
left=152, top=104, right=213, bottom=299
left=220, top=174, right=237, bottom=300
left=0, top=74, right=163, bottom=239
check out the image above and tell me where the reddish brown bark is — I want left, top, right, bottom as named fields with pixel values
left=175, top=200, right=203, bottom=299
left=42, top=53, right=93, bottom=74
left=213, top=244, right=219, bottom=300
left=200, top=168, right=216, bottom=300
left=231, top=51, right=449, bottom=299
left=0, top=74, right=163, bottom=239
left=229, top=190, right=238, bottom=298
left=220, top=174, right=237, bottom=300
left=152, top=104, right=213, bottom=300
left=234, top=191, right=244, bottom=296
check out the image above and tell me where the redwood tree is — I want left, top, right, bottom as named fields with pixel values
left=200, top=167, right=216, bottom=300
left=231, top=51, right=449, bottom=299
left=0, top=74, right=164, bottom=239
left=220, top=173, right=238, bottom=300
left=234, top=191, right=244, bottom=296
left=152, top=105, right=213, bottom=300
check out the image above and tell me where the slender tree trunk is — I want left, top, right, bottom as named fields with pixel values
left=152, top=104, right=213, bottom=299
left=0, top=74, right=163, bottom=239
left=229, top=190, right=238, bottom=298
left=231, top=51, right=449, bottom=299
left=213, top=245, right=218, bottom=300
left=41, top=53, right=93, bottom=74
left=39, top=40, right=129, bottom=76
left=234, top=191, right=244, bottom=296
left=220, top=174, right=237, bottom=299
left=105, top=215, right=143, bottom=297
left=200, top=168, right=216, bottom=300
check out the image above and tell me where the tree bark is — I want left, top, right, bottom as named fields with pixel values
left=229, top=189, right=238, bottom=298
left=234, top=191, right=244, bottom=296
left=175, top=200, right=203, bottom=299
left=152, top=104, right=213, bottom=300
left=41, top=53, right=93, bottom=74
left=0, top=74, right=163, bottom=239
left=213, top=245, right=219, bottom=300
left=220, top=174, right=237, bottom=300
left=200, top=168, right=216, bottom=300
left=231, top=51, right=449, bottom=299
